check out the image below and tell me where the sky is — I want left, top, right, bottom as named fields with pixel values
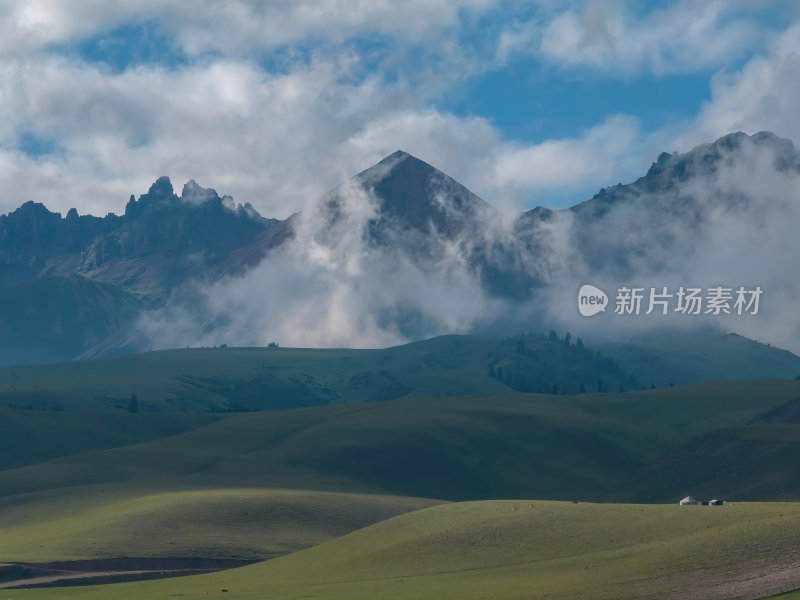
left=1, top=0, right=800, bottom=219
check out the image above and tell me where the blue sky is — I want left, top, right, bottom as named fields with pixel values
left=1, top=0, right=799, bottom=218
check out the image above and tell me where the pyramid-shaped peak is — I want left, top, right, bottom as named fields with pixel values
left=341, top=149, right=495, bottom=237
left=388, top=149, right=412, bottom=159
left=364, top=149, right=434, bottom=176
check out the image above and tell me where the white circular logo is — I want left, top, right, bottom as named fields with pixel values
left=578, top=284, right=608, bottom=317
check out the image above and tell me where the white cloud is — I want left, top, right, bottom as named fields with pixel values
left=0, top=44, right=654, bottom=219
left=686, top=23, right=800, bottom=149
left=0, top=0, right=495, bottom=57
left=0, top=0, right=791, bottom=223
left=500, top=0, right=763, bottom=76
left=0, top=53, right=421, bottom=217
left=0, top=0, right=514, bottom=218
left=137, top=173, right=512, bottom=350
left=480, top=114, right=642, bottom=208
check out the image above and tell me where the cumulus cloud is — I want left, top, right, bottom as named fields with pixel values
left=686, top=23, right=800, bottom=148
left=480, top=114, right=643, bottom=208
left=499, top=0, right=763, bottom=76
left=0, top=0, right=494, bottom=56
left=0, top=46, right=653, bottom=219
left=0, top=0, right=515, bottom=218
left=4, top=0, right=780, bottom=221
left=0, top=52, right=463, bottom=218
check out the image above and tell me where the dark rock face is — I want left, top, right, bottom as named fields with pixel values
left=359, top=150, right=494, bottom=240
left=0, top=201, right=116, bottom=285
left=79, top=178, right=276, bottom=293
left=316, top=150, right=539, bottom=299
left=0, top=177, right=276, bottom=294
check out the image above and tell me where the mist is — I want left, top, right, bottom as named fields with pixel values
left=136, top=164, right=514, bottom=349
left=136, top=132, right=800, bottom=354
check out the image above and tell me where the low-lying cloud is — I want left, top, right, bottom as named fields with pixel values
left=136, top=133, right=800, bottom=354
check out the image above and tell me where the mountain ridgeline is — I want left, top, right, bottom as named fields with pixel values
left=0, top=177, right=274, bottom=293
left=1, top=131, right=799, bottom=364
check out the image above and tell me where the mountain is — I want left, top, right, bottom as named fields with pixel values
left=515, top=130, right=800, bottom=280
left=0, top=178, right=277, bottom=363
left=84, top=178, right=275, bottom=295
left=0, top=275, right=142, bottom=365
left=0, top=201, right=116, bottom=286
left=596, top=333, right=800, bottom=387
left=353, top=150, right=495, bottom=241
left=1, top=130, right=799, bottom=363
left=0, top=177, right=275, bottom=296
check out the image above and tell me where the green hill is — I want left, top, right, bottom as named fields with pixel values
left=7, top=500, right=800, bottom=599
left=3, top=381, right=799, bottom=502
left=0, top=275, right=142, bottom=365
left=2, top=378, right=800, bottom=598
left=0, top=407, right=222, bottom=470
left=2, top=332, right=798, bottom=414
left=0, top=336, right=509, bottom=413
left=597, top=333, right=800, bottom=387
left=0, top=487, right=440, bottom=563
left=627, top=400, right=800, bottom=502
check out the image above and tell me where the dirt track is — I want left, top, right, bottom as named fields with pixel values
left=0, top=557, right=254, bottom=589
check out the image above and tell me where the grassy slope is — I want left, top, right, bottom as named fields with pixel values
left=0, top=275, right=142, bottom=365
left=2, top=381, right=799, bottom=502
left=628, top=422, right=800, bottom=502
left=598, top=333, right=800, bottom=387
left=0, top=408, right=222, bottom=470
left=0, top=487, right=441, bottom=563
left=0, top=336, right=513, bottom=412
left=9, top=501, right=800, bottom=600
left=2, top=332, right=798, bottom=413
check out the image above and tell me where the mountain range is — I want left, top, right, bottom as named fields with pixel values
left=1, top=130, right=798, bottom=364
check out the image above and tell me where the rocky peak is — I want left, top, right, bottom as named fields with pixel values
left=349, top=149, right=494, bottom=238
left=148, top=176, right=175, bottom=198
left=181, top=180, right=219, bottom=205
left=642, top=131, right=800, bottom=187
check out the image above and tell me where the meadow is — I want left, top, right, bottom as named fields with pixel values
left=4, top=500, right=799, bottom=599
left=2, top=337, right=799, bottom=598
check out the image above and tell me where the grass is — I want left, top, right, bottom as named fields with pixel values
left=0, top=335, right=512, bottom=412
left=597, top=332, right=800, bottom=387
left=630, top=423, right=800, bottom=502
left=7, top=500, right=800, bottom=599
left=1, top=332, right=797, bottom=413
left=2, top=380, right=799, bottom=503
left=0, top=487, right=441, bottom=563
left=2, top=373, right=799, bottom=598
left=0, top=407, right=222, bottom=470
